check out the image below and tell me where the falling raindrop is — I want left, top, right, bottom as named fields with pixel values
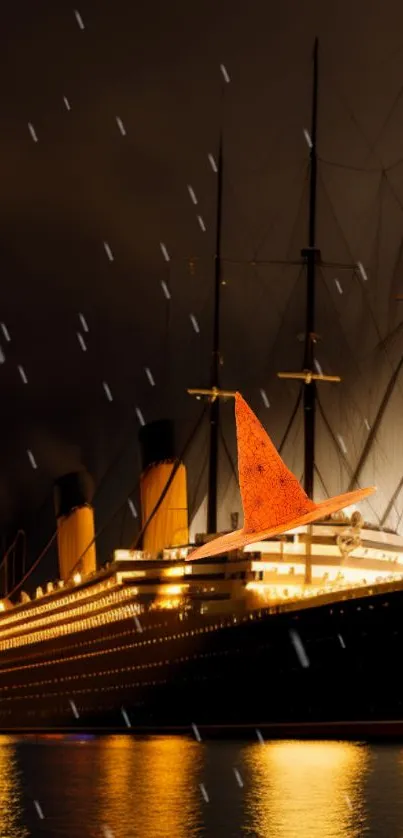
left=103, top=242, right=114, bottom=261
left=116, top=116, right=126, bottom=136
left=220, top=64, right=230, bottom=83
left=74, top=9, right=85, bottom=29
left=28, top=123, right=38, bottom=142
left=103, top=382, right=113, bottom=401
left=160, top=242, right=170, bottom=262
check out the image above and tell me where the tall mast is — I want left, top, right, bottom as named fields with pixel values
left=277, top=39, right=333, bottom=587
left=207, top=134, right=224, bottom=533
left=302, top=37, right=319, bottom=499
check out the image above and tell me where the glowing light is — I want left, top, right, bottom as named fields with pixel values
left=160, top=242, right=170, bottom=262
left=164, top=566, right=185, bottom=578
left=114, top=550, right=144, bottom=561
left=187, top=185, right=198, bottom=205
left=256, top=729, right=264, bottom=744
left=303, top=129, right=312, bottom=148
left=197, top=215, right=206, bottom=232
left=116, top=116, right=126, bottom=136
left=338, top=633, right=346, bottom=648
left=248, top=741, right=367, bottom=837
left=103, top=241, right=114, bottom=261
left=161, top=280, right=171, bottom=300
left=190, top=314, right=200, bottom=333
left=73, top=573, right=82, bottom=585
left=28, top=123, right=38, bottom=142
left=0, top=603, right=5, bottom=612
left=77, top=332, right=87, bottom=351
left=161, top=584, right=184, bottom=596
left=63, top=96, right=71, bottom=111
left=136, top=407, right=145, bottom=426
left=103, top=381, right=113, bottom=401
left=134, top=616, right=143, bottom=632
left=220, top=64, right=230, bottom=83
left=74, top=9, right=85, bottom=29
left=0, top=584, right=140, bottom=649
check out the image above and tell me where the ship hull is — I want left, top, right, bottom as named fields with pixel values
left=1, top=583, right=402, bottom=739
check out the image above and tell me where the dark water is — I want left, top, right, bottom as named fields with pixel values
left=1, top=735, right=403, bottom=837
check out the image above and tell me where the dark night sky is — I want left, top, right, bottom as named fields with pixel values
left=2, top=0, right=403, bottom=583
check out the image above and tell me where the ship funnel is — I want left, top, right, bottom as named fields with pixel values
left=139, top=420, right=188, bottom=553
left=54, top=471, right=96, bottom=583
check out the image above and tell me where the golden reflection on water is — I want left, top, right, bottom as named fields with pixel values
left=97, top=735, right=202, bottom=838
left=244, top=740, right=369, bottom=838
left=0, top=736, right=27, bottom=838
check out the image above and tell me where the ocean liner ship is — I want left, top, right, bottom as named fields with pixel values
left=2, top=41, right=403, bottom=737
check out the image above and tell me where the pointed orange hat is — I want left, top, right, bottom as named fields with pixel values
left=188, top=393, right=376, bottom=560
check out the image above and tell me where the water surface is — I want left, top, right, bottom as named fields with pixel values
left=0, top=735, right=402, bottom=837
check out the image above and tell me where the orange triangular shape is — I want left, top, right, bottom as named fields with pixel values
left=235, top=393, right=315, bottom=532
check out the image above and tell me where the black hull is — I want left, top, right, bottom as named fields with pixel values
left=1, top=583, right=402, bottom=739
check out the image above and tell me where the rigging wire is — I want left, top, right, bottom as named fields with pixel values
left=315, top=263, right=388, bottom=442
left=130, top=403, right=208, bottom=549
left=366, top=81, right=403, bottom=162
left=261, top=265, right=305, bottom=383
left=252, top=161, right=310, bottom=260
left=278, top=390, right=302, bottom=454
left=188, top=449, right=209, bottom=526
left=219, top=423, right=238, bottom=484
left=6, top=531, right=58, bottom=600
left=318, top=156, right=383, bottom=174
left=323, top=69, right=383, bottom=171
left=67, top=403, right=208, bottom=574
left=316, top=395, right=381, bottom=525
left=0, top=529, right=25, bottom=574
left=380, top=473, right=403, bottom=527
left=258, top=171, right=310, bottom=382
left=319, top=167, right=403, bottom=392
left=314, top=464, right=330, bottom=499
left=8, top=406, right=208, bottom=593
left=347, top=351, right=403, bottom=493
left=319, top=154, right=403, bottom=175
left=375, top=319, right=403, bottom=355
left=131, top=461, right=181, bottom=550
left=317, top=169, right=403, bottom=428
left=321, top=66, right=403, bottom=289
